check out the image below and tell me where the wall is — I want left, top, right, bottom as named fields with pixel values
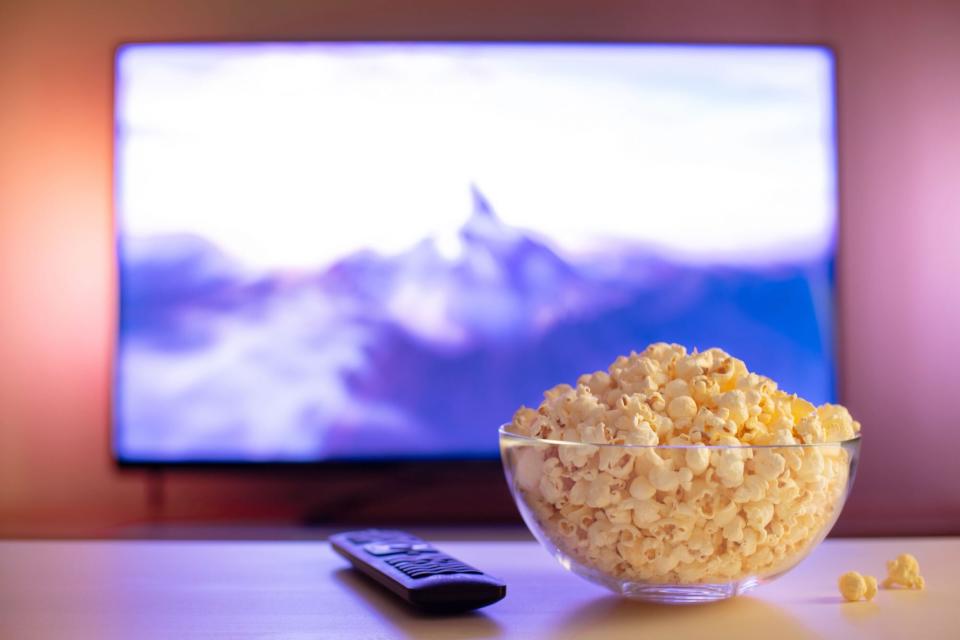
left=1, top=0, right=958, bottom=537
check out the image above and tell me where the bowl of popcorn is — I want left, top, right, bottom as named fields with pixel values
left=500, top=343, right=861, bottom=604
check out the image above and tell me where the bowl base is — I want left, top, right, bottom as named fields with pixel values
left=617, top=577, right=761, bottom=604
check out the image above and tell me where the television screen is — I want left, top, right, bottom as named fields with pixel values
left=114, top=42, right=836, bottom=462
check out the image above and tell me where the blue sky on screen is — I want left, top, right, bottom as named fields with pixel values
left=116, top=43, right=835, bottom=271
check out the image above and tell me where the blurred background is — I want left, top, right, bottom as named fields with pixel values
left=1, top=0, right=958, bottom=539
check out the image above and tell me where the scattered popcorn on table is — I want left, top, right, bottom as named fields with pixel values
left=883, top=553, right=925, bottom=590
left=503, top=343, right=861, bottom=586
left=839, top=571, right=877, bottom=602
left=839, top=571, right=868, bottom=602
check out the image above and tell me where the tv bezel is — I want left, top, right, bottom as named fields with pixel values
left=111, top=39, right=839, bottom=469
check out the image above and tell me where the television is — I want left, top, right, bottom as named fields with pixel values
left=114, top=42, right=837, bottom=463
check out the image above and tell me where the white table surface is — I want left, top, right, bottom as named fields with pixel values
left=0, top=537, right=956, bottom=639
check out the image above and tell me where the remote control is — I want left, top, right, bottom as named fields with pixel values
left=330, top=529, right=506, bottom=613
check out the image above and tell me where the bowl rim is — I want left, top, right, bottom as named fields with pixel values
left=498, top=424, right=861, bottom=450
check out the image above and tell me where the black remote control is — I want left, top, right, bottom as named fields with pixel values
left=330, top=529, right=506, bottom=613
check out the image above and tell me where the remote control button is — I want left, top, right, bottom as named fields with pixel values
left=386, top=555, right=484, bottom=578
left=347, top=530, right=417, bottom=545
left=364, top=542, right=438, bottom=556
left=363, top=543, right=408, bottom=556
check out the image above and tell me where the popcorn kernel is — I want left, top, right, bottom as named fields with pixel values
left=883, top=553, right=925, bottom=590
left=839, top=571, right=867, bottom=602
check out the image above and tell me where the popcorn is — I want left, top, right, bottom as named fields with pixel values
left=839, top=571, right=877, bottom=602
left=504, top=343, right=861, bottom=586
left=629, top=475, right=656, bottom=500
left=667, top=395, right=698, bottom=420
left=684, top=445, right=711, bottom=476
left=883, top=553, right=925, bottom=590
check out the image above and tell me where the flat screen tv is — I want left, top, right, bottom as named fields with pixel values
left=114, top=42, right=837, bottom=463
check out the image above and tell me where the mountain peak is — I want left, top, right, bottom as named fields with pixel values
left=470, top=184, right=496, bottom=220
left=461, top=184, right=515, bottom=248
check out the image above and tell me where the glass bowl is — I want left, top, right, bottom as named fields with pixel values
left=500, top=425, right=861, bottom=604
